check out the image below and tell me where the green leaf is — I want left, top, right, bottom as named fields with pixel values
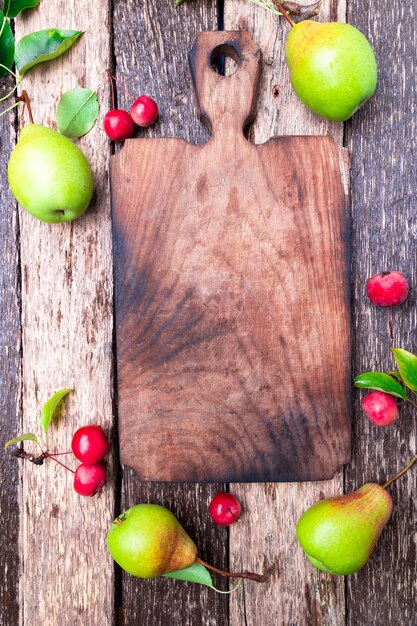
left=388, top=371, right=402, bottom=379
left=56, top=87, right=98, bottom=138
left=164, top=562, right=214, bottom=587
left=391, top=348, right=417, bottom=392
left=164, top=562, right=242, bottom=593
left=40, top=388, right=73, bottom=433
left=3, top=0, right=40, bottom=18
left=0, top=11, right=14, bottom=78
left=15, top=29, right=82, bottom=75
left=5, top=432, right=38, bottom=449
left=354, top=372, right=408, bottom=400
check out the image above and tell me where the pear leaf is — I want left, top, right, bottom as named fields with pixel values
left=354, top=372, right=408, bottom=400
left=15, top=29, right=83, bottom=75
left=56, top=88, right=98, bottom=138
left=5, top=432, right=38, bottom=449
left=0, top=11, right=14, bottom=78
left=40, top=388, right=73, bottom=433
left=3, top=0, right=40, bottom=18
left=391, top=348, right=417, bottom=392
left=164, top=562, right=214, bottom=587
left=164, top=562, right=241, bottom=593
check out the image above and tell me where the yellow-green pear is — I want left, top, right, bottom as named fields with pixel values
left=285, top=21, right=377, bottom=121
left=106, top=504, right=198, bottom=578
left=8, top=124, right=93, bottom=223
left=296, top=483, right=392, bottom=575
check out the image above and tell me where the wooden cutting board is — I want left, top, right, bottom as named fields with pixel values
left=111, top=30, right=351, bottom=483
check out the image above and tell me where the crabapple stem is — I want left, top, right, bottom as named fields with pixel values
left=274, top=1, right=296, bottom=26
left=195, top=557, right=266, bottom=583
left=48, top=451, right=73, bottom=456
left=17, top=90, right=33, bottom=124
left=107, top=69, right=116, bottom=110
left=388, top=307, right=393, bottom=340
left=106, top=69, right=134, bottom=100
left=382, top=454, right=417, bottom=489
left=48, top=455, right=75, bottom=474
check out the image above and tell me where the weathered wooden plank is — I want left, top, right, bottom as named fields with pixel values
left=223, top=1, right=347, bottom=624
left=346, top=1, right=417, bottom=624
left=0, top=78, right=21, bottom=626
left=112, top=1, right=229, bottom=624
left=15, top=3, right=115, bottom=624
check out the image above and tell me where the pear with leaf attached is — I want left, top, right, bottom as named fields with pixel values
left=106, top=504, right=265, bottom=582
left=296, top=455, right=417, bottom=575
left=279, top=5, right=377, bottom=122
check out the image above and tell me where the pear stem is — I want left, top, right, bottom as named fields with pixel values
left=17, top=90, right=33, bottom=124
left=274, top=1, right=296, bottom=26
left=195, top=557, right=266, bottom=583
left=382, top=454, right=417, bottom=489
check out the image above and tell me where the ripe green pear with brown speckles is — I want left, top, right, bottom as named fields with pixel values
left=296, top=455, right=417, bottom=575
left=296, top=483, right=392, bottom=575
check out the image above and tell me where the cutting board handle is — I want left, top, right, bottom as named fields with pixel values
left=189, top=31, right=262, bottom=137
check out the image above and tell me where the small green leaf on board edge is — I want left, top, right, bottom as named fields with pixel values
left=0, top=11, right=15, bottom=78
left=391, top=348, right=417, bottom=392
left=40, top=388, right=73, bottom=433
left=354, top=372, right=408, bottom=400
left=14, top=29, right=83, bottom=75
left=56, top=88, right=99, bottom=138
left=5, top=433, right=38, bottom=449
left=164, top=562, right=241, bottom=594
left=4, top=0, right=40, bottom=18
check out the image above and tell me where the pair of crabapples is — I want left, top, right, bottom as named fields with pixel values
left=362, top=271, right=408, bottom=428
left=104, top=95, right=159, bottom=141
left=72, top=425, right=110, bottom=496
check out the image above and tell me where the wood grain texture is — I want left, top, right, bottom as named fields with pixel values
left=0, top=79, right=21, bottom=626
left=346, top=1, right=417, bottom=623
left=112, top=30, right=351, bottom=482
left=15, top=2, right=115, bottom=624
left=223, top=1, right=348, bottom=624
left=112, top=1, right=229, bottom=624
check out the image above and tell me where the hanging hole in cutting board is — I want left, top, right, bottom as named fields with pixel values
left=210, top=43, right=241, bottom=77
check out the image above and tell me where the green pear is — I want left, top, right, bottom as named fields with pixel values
left=296, top=483, right=392, bottom=575
left=106, top=504, right=198, bottom=578
left=8, top=124, right=93, bottom=223
left=107, top=503, right=266, bottom=583
left=285, top=21, right=377, bottom=121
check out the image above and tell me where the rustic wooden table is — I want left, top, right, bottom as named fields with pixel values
left=1, top=0, right=416, bottom=624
